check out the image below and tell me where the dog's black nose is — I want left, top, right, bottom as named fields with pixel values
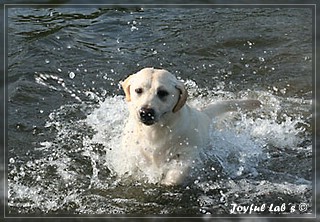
left=139, top=107, right=156, bottom=125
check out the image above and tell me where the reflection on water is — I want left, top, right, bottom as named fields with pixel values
left=5, top=5, right=315, bottom=219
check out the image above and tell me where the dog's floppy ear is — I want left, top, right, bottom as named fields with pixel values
left=173, top=81, right=188, bottom=113
left=121, top=75, right=134, bottom=102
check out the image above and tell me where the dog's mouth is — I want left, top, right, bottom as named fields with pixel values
left=139, top=111, right=170, bottom=126
left=141, top=118, right=156, bottom=126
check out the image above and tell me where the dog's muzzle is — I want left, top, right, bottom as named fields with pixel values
left=139, top=107, right=156, bottom=126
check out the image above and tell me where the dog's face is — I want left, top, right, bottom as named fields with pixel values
left=121, top=68, right=187, bottom=126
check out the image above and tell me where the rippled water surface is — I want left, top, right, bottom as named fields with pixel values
left=6, top=6, right=314, bottom=217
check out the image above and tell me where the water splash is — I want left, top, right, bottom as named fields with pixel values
left=8, top=77, right=312, bottom=214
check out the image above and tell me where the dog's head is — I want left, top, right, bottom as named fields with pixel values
left=121, top=67, right=188, bottom=126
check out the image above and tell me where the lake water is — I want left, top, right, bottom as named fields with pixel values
left=5, top=5, right=316, bottom=220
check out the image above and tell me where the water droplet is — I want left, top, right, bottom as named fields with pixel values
left=9, top=158, right=15, bottom=164
left=69, top=72, right=75, bottom=79
left=130, top=26, right=138, bottom=31
left=280, top=88, right=287, bottom=94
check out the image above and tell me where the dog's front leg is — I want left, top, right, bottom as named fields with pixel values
left=161, top=166, right=188, bottom=186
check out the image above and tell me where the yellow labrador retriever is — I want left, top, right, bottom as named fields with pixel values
left=120, top=67, right=261, bottom=185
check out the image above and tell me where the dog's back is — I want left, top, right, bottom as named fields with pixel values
left=202, top=99, right=261, bottom=118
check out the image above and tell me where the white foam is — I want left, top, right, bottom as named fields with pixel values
left=86, top=96, right=127, bottom=150
left=208, top=124, right=264, bottom=178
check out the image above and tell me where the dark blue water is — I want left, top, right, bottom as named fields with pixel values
left=4, top=5, right=316, bottom=219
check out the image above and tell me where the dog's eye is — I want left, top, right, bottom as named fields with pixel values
left=135, top=88, right=143, bottom=94
left=157, top=90, right=169, bottom=99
